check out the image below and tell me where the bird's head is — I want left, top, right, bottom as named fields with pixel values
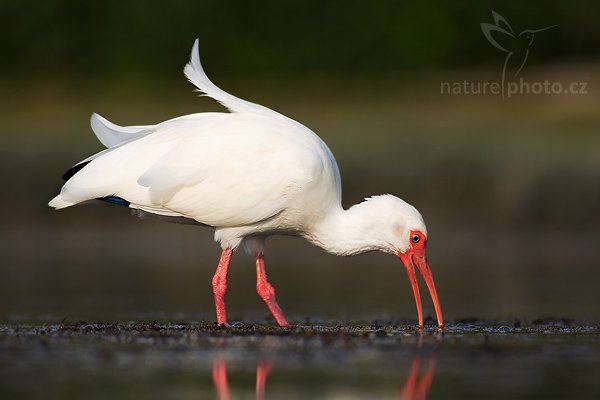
left=356, top=195, right=444, bottom=328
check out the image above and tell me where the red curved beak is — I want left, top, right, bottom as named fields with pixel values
left=398, top=249, right=444, bottom=329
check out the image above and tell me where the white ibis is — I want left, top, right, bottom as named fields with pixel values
left=49, top=39, right=443, bottom=329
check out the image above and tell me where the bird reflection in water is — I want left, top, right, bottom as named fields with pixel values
left=398, top=351, right=437, bottom=400
left=399, top=334, right=440, bottom=400
left=212, top=357, right=273, bottom=400
left=211, top=334, right=439, bottom=400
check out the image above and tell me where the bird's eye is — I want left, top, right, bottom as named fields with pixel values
left=411, top=234, right=420, bottom=243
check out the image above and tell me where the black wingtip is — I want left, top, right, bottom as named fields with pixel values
left=62, top=160, right=92, bottom=181
left=99, top=196, right=131, bottom=207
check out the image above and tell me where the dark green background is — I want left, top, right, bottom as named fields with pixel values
left=3, top=1, right=600, bottom=77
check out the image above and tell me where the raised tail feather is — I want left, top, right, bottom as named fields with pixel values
left=184, top=39, right=281, bottom=118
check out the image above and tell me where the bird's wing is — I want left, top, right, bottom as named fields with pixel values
left=56, top=114, right=326, bottom=228
left=134, top=120, right=324, bottom=227
left=91, top=113, right=155, bottom=148
left=184, top=39, right=284, bottom=118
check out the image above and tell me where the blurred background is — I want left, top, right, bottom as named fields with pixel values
left=1, top=0, right=598, bottom=323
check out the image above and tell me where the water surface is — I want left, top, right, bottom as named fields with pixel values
left=1, top=319, right=598, bottom=399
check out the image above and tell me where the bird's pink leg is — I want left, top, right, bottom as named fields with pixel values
left=212, top=248, right=233, bottom=325
left=255, top=253, right=290, bottom=327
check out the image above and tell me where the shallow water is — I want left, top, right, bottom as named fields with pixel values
left=1, top=319, right=599, bottom=399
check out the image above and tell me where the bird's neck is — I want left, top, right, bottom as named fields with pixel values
left=305, top=205, right=390, bottom=256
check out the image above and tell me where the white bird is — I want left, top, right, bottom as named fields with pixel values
left=49, top=39, right=443, bottom=329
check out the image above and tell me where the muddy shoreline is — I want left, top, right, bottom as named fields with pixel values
left=2, top=319, right=599, bottom=399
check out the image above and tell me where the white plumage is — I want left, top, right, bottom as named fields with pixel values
left=49, top=39, right=443, bottom=328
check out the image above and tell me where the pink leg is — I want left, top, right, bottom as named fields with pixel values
left=212, top=248, right=233, bottom=325
left=255, top=253, right=289, bottom=327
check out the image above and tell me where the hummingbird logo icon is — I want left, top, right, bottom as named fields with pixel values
left=481, top=11, right=556, bottom=96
